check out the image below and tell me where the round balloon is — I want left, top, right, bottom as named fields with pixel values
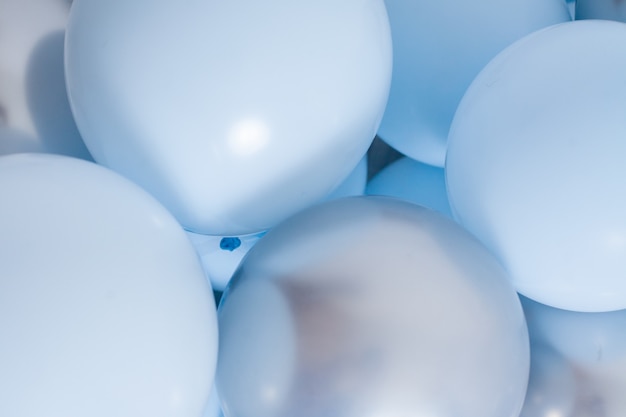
left=366, top=156, right=452, bottom=218
left=0, top=0, right=91, bottom=159
left=377, top=0, right=570, bottom=167
left=0, top=153, right=218, bottom=417
left=186, top=155, right=367, bottom=291
left=65, top=0, right=392, bottom=236
left=216, top=197, right=529, bottom=417
left=446, top=20, right=626, bottom=312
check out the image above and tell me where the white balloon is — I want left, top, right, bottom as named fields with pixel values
left=446, top=20, right=626, bottom=312
left=378, top=0, right=571, bottom=166
left=0, top=153, right=217, bottom=417
left=0, top=0, right=90, bottom=159
left=65, top=0, right=392, bottom=235
left=217, top=197, right=530, bottom=417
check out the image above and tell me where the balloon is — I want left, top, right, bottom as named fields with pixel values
left=0, top=153, right=217, bottom=417
left=519, top=345, right=577, bottom=417
left=446, top=20, right=626, bottom=312
left=186, top=231, right=265, bottom=293
left=366, top=156, right=452, bottom=218
left=323, top=155, right=368, bottom=201
left=522, top=296, right=626, bottom=365
left=65, top=0, right=392, bottom=236
left=377, top=0, right=570, bottom=167
left=0, top=0, right=91, bottom=159
left=216, top=197, right=529, bottom=417
left=185, top=155, right=366, bottom=292
left=576, top=0, right=626, bottom=22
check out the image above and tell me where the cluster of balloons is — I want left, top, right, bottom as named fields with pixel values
left=2, top=0, right=626, bottom=416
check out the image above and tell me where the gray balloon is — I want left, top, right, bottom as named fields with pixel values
left=216, top=196, right=529, bottom=417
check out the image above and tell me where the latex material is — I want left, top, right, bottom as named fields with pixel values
left=216, top=197, right=529, bottom=417
left=186, top=155, right=367, bottom=291
left=366, top=156, right=452, bottom=218
left=0, top=154, right=218, bottom=417
left=523, top=297, right=626, bottom=365
left=0, top=0, right=91, bottom=159
left=576, top=0, right=626, bottom=22
left=377, top=0, right=570, bottom=166
left=65, top=0, right=392, bottom=235
left=446, top=20, right=626, bottom=312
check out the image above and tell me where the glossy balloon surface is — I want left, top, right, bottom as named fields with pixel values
left=446, top=20, right=626, bottom=312
left=0, top=154, right=217, bottom=417
left=366, top=156, right=452, bottom=218
left=65, top=0, right=392, bottom=235
left=217, top=197, right=529, bottom=417
left=378, top=0, right=570, bottom=166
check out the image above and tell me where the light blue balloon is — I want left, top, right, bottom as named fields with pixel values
left=378, top=0, right=571, bottom=167
left=446, top=20, right=626, bottom=312
left=186, top=156, right=366, bottom=292
left=522, top=296, right=626, bottom=365
left=0, top=153, right=217, bottom=417
left=65, top=0, right=392, bottom=236
left=323, top=155, right=367, bottom=201
left=366, top=157, right=452, bottom=218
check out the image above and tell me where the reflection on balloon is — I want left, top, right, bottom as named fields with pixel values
left=65, top=0, right=392, bottom=235
left=0, top=153, right=217, bottom=417
left=217, top=197, right=529, bottom=417
left=519, top=345, right=576, bottom=417
left=446, top=20, right=626, bottom=312
left=0, top=0, right=90, bottom=159
left=377, top=0, right=570, bottom=166
left=366, top=157, right=452, bottom=218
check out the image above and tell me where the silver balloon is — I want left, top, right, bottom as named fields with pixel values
left=216, top=197, right=529, bottom=417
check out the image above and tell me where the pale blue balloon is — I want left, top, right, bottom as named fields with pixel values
left=446, top=20, right=626, bottom=312
left=366, top=157, right=452, bottom=218
left=65, top=0, right=392, bottom=236
left=523, top=296, right=626, bottom=365
left=185, top=156, right=366, bottom=292
left=186, top=231, right=265, bottom=292
left=0, top=153, right=217, bottom=417
left=378, top=0, right=571, bottom=167
left=323, top=155, right=367, bottom=201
